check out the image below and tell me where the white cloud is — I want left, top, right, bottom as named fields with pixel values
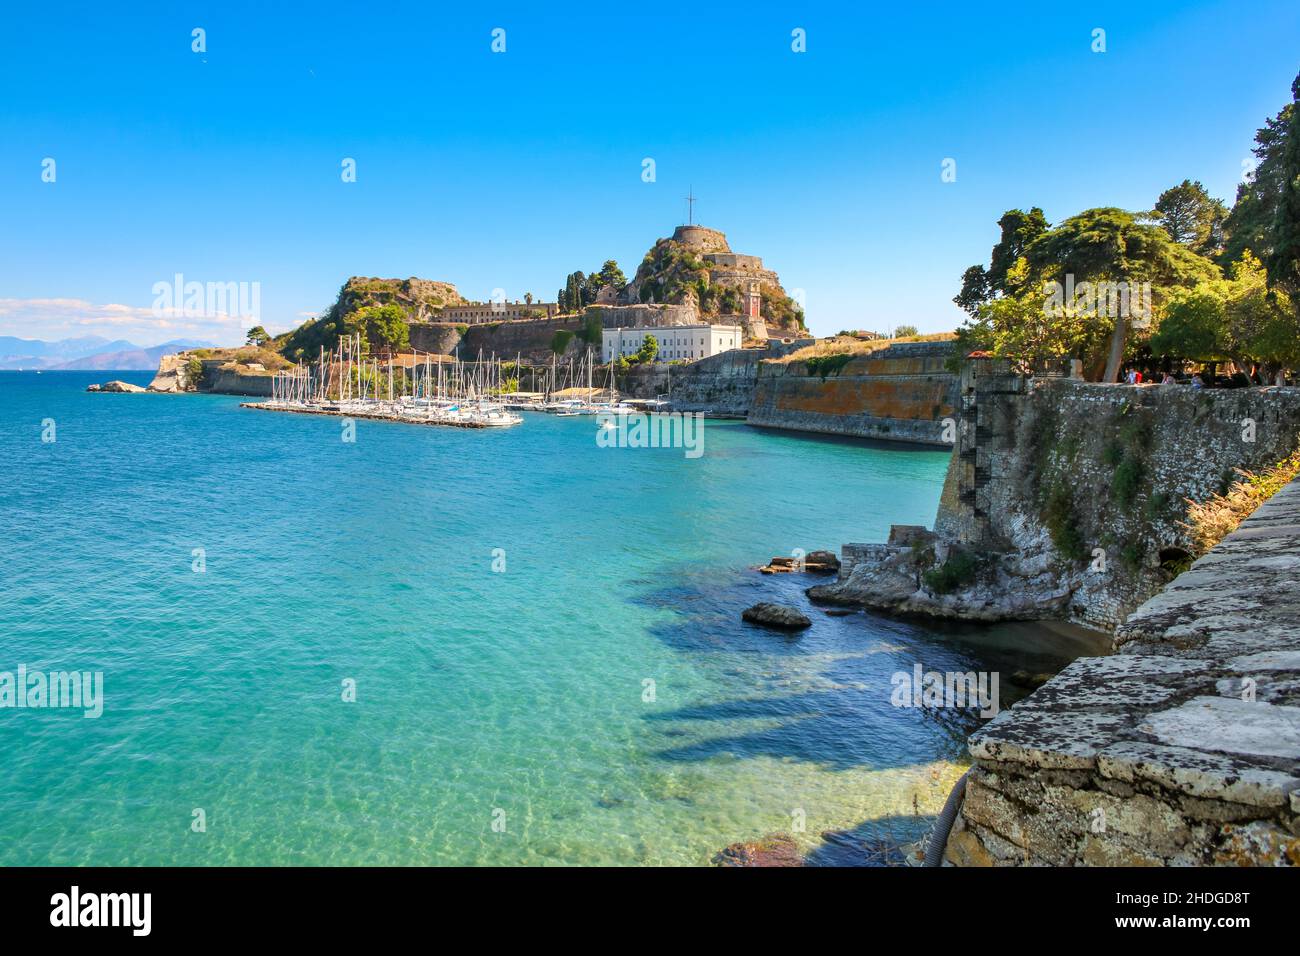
left=0, top=297, right=249, bottom=347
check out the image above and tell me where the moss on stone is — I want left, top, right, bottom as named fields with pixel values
left=922, top=548, right=980, bottom=594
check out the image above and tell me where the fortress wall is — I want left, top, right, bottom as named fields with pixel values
left=948, top=373, right=1300, bottom=630
left=819, top=370, right=1300, bottom=631
left=617, top=341, right=959, bottom=438
left=205, top=367, right=274, bottom=397
left=409, top=323, right=464, bottom=355
left=619, top=349, right=762, bottom=417
left=671, top=225, right=730, bottom=253
left=747, top=350, right=958, bottom=445
left=587, top=304, right=699, bottom=328
left=704, top=253, right=763, bottom=269
left=457, top=317, right=593, bottom=364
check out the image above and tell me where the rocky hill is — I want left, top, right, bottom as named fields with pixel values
left=622, top=225, right=805, bottom=335
left=331, top=276, right=464, bottom=321
left=276, top=277, right=465, bottom=360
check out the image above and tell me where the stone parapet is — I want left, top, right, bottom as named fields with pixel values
left=948, top=479, right=1300, bottom=866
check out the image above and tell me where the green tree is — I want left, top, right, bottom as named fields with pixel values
left=348, top=304, right=410, bottom=352
left=1223, top=254, right=1300, bottom=371
left=592, top=259, right=627, bottom=293
left=245, top=325, right=270, bottom=347
left=1224, top=73, right=1297, bottom=270
left=954, top=208, right=1049, bottom=315
left=954, top=207, right=1219, bottom=378
left=1266, top=72, right=1300, bottom=295
left=1149, top=281, right=1231, bottom=365
left=635, top=334, right=659, bottom=364
left=559, top=271, right=587, bottom=313
left=893, top=324, right=919, bottom=338
left=1025, top=207, right=1219, bottom=380
left=1151, top=180, right=1227, bottom=256
left=1150, top=253, right=1299, bottom=375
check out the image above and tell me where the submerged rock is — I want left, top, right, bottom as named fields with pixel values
left=712, top=833, right=804, bottom=867
left=742, top=602, right=812, bottom=630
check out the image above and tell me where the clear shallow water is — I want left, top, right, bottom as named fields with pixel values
left=0, top=372, right=1100, bottom=865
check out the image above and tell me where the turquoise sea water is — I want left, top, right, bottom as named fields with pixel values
left=0, top=372, right=1098, bottom=865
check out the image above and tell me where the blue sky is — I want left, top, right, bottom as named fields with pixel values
left=1, top=1, right=1297, bottom=345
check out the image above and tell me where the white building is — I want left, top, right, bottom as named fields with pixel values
left=602, top=324, right=742, bottom=364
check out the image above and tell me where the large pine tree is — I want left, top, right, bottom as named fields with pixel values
left=1265, top=73, right=1300, bottom=295
left=1223, top=72, right=1298, bottom=270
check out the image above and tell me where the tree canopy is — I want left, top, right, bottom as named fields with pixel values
left=347, top=304, right=410, bottom=353
left=952, top=71, right=1300, bottom=381
left=1150, top=180, right=1227, bottom=256
left=954, top=207, right=1219, bottom=377
left=557, top=260, right=627, bottom=313
left=1223, top=77, right=1296, bottom=272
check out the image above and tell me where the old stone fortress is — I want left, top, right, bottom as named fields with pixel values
left=438, top=224, right=791, bottom=363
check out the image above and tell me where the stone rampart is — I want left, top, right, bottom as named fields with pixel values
left=947, top=478, right=1300, bottom=866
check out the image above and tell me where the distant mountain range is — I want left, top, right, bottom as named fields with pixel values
left=0, top=336, right=215, bottom=370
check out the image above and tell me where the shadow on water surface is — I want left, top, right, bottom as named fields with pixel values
left=805, top=812, right=937, bottom=867
left=633, top=562, right=1108, bottom=773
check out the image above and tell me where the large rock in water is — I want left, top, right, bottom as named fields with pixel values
left=741, top=602, right=812, bottom=630
left=94, top=380, right=147, bottom=393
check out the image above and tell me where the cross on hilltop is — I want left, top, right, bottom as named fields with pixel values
left=684, top=187, right=698, bottom=225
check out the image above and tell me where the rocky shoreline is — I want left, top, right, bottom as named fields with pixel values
left=805, top=527, right=1074, bottom=624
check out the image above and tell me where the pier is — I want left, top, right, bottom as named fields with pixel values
left=240, top=400, right=518, bottom=428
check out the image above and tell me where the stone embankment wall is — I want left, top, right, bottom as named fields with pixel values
left=586, top=303, right=698, bottom=328
left=946, top=478, right=1300, bottom=866
left=619, top=340, right=958, bottom=440
left=947, top=365, right=1300, bottom=630
left=620, top=348, right=763, bottom=416
left=820, top=360, right=1300, bottom=631
left=205, top=367, right=273, bottom=396
left=748, top=343, right=956, bottom=445
left=457, top=316, right=599, bottom=364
